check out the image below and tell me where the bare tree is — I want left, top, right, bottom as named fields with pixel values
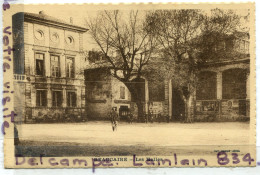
left=86, top=10, right=157, bottom=120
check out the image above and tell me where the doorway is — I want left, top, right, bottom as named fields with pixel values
left=119, top=106, right=129, bottom=121
left=172, top=88, right=185, bottom=121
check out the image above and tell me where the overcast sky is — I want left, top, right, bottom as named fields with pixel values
left=21, top=4, right=251, bottom=51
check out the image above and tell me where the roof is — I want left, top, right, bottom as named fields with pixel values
left=202, top=57, right=250, bottom=68
left=15, top=12, right=88, bottom=33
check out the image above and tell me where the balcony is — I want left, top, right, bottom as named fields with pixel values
left=14, top=74, right=26, bottom=82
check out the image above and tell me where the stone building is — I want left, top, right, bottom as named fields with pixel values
left=84, top=68, right=132, bottom=120
left=193, top=32, right=250, bottom=121
left=194, top=58, right=250, bottom=122
left=84, top=50, right=171, bottom=120
left=84, top=66, right=171, bottom=121
left=13, top=12, right=88, bottom=123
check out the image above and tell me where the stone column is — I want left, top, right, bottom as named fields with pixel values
left=62, top=86, right=66, bottom=108
left=145, top=79, right=149, bottom=114
left=168, top=79, right=172, bottom=119
left=216, top=71, right=222, bottom=100
left=81, top=84, right=86, bottom=116
left=81, top=83, right=86, bottom=108
left=60, top=53, right=66, bottom=78
left=216, top=71, right=222, bottom=118
left=45, top=52, right=51, bottom=77
left=31, top=84, right=36, bottom=107
left=47, top=84, right=52, bottom=108
left=77, top=87, right=81, bottom=108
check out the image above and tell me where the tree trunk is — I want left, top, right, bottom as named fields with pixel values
left=185, top=95, right=193, bottom=123
left=136, top=101, right=144, bottom=122
left=124, top=79, right=145, bottom=122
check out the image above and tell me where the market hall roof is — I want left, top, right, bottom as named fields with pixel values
left=14, top=11, right=88, bottom=33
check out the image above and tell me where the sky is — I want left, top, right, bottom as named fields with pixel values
left=17, top=4, right=251, bottom=52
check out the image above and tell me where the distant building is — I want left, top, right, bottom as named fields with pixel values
left=84, top=51, right=169, bottom=121
left=85, top=50, right=134, bottom=120
left=84, top=68, right=132, bottom=120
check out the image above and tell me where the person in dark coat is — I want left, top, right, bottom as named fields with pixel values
left=128, top=111, right=134, bottom=124
left=110, top=107, right=119, bottom=131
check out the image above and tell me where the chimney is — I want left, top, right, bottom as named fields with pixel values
left=70, top=17, right=73, bottom=24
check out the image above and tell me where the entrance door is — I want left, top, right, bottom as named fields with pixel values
left=119, top=106, right=129, bottom=121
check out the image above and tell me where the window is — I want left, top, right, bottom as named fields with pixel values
left=66, top=36, right=74, bottom=45
left=66, top=57, right=75, bottom=78
left=120, top=86, right=125, bottom=99
left=35, top=30, right=44, bottom=40
left=35, top=53, right=44, bottom=76
left=88, top=50, right=106, bottom=63
left=52, top=90, right=62, bottom=107
left=67, top=91, right=77, bottom=107
left=50, top=55, right=60, bottom=77
left=36, top=90, right=47, bottom=107
left=51, top=33, right=59, bottom=43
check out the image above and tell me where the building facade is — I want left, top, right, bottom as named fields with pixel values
left=84, top=66, right=171, bottom=121
left=13, top=12, right=88, bottom=123
left=194, top=58, right=250, bottom=122
left=194, top=32, right=250, bottom=122
left=84, top=68, right=133, bottom=120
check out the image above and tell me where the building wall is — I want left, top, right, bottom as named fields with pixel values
left=111, top=77, right=131, bottom=116
left=85, top=69, right=112, bottom=120
left=13, top=13, right=87, bottom=123
left=194, top=61, right=250, bottom=122
left=85, top=70, right=132, bottom=120
left=85, top=73, right=170, bottom=121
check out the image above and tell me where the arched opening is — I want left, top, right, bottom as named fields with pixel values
left=196, top=71, right=217, bottom=100
left=195, top=71, right=218, bottom=121
left=148, top=80, right=165, bottom=102
left=222, top=68, right=247, bottom=117
left=222, top=68, right=247, bottom=100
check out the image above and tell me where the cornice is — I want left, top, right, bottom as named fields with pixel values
left=21, top=12, right=88, bottom=33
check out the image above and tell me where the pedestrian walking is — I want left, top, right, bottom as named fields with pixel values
left=128, top=111, right=134, bottom=124
left=144, top=114, right=149, bottom=123
left=110, top=107, right=119, bottom=131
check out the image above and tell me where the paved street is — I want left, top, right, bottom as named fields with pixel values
left=15, top=121, right=252, bottom=156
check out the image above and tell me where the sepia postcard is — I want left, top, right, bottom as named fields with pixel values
left=2, top=2, right=256, bottom=169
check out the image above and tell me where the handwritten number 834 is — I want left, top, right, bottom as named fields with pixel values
left=217, top=152, right=254, bottom=165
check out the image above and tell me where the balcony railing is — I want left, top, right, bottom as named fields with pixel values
left=14, top=74, right=26, bottom=82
